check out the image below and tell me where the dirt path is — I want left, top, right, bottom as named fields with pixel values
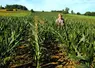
left=41, top=44, right=77, bottom=68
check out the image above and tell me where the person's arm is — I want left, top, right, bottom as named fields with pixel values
left=56, top=19, right=59, bottom=25
left=56, top=19, right=58, bottom=23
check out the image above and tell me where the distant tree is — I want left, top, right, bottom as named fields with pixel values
left=5, top=5, right=13, bottom=11
left=42, top=10, right=44, bottom=12
left=5, top=4, right=28, bottom=11
left=62, top=9, right=66, bottom=14
left=62, top=9, right=64, bottom=12
left=51, top=10, right=62, bottom=12
left=65, top=7, right=69, bottom=14
left=62, top=7, right=69, bottom=14
left=84, top=12, right=90, bottom=16
left=0, top=5, right=2, bottom=9
left=31, top=9, right=34, bottom=13
left=51, top=10, right=56, bottom=12
left=71, top=10, right=74, bottom=14
left=91, top=12, right=95, bottom=16
left=77, top=12, right=81, bottom=15
left=0, top=5, right=4, bottom=9
left=84, top=12, right=95, bottom=16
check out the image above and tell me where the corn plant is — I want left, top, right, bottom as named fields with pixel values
left=0, top=12, right=95, bottom=68
left=0, top=16, right=30, bottom=67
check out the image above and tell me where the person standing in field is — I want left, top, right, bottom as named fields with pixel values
left=56, top=13, right=64, bottom=26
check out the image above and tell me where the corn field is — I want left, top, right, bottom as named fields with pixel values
left=0, top=12, right=95, bottom=68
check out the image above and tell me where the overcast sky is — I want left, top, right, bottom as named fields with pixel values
left=0, top=0, right=95, bottom=13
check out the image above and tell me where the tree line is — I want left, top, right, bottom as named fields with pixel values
left=0, top=4, right=28, bottom=11
left=84, top=12, right=95, bottom=16
left=0, top=4, right=95, bottom=16
left=51, top=7, right=95, bottom=16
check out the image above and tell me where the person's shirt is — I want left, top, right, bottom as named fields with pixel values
left=56, top=18, right=64, bottom=26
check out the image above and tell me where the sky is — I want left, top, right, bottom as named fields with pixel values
left=0, top=0, right=95, bottom=13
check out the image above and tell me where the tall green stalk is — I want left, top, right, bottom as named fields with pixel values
left=34, top=16, right=40, bottom=68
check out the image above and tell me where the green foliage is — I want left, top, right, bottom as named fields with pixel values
left=5, top=4, right=28, bottom=11
left=71, top=10, right=74, bottom=14
left=31, top=9, right=34, bottom=13
left=32, top=12, right=95, bottom=67
left=51, top=7, right=70, bottom=14
left=84, top=12, right=95, bottom=16
left=0, top=5, right=4, bottom=9
left=63, top=7, right=70, bottom=14
left=0, top=16, right=30, bottom=67
left=77, top=12, right=81, bottom=15
left=0, top=12, right=95, bottom=68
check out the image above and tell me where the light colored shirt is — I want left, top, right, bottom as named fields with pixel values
left=56, top=18, right=64, bottom=26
